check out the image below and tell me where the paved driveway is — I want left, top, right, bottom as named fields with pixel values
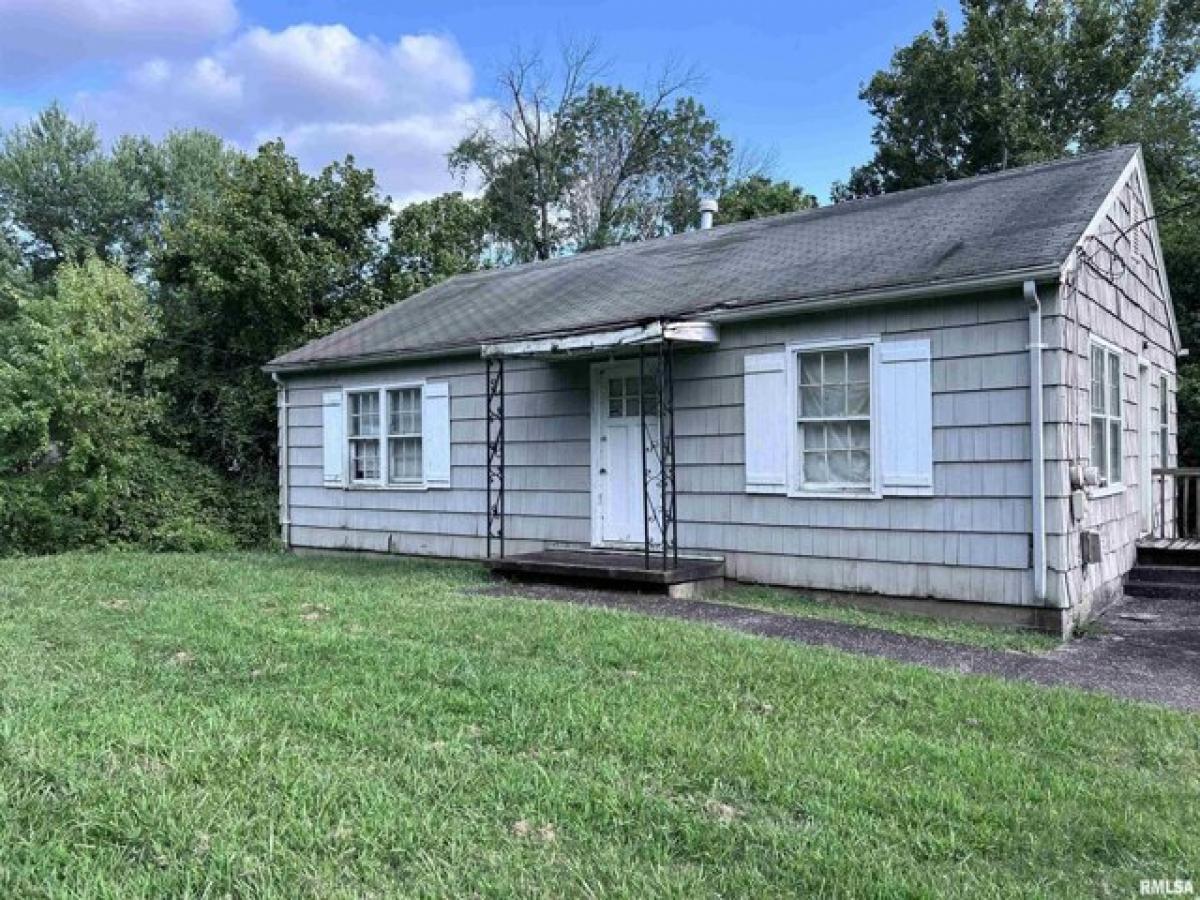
left=483, top=583, right=1200, bottom=712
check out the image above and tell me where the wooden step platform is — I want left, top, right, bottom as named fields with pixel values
left=486, top=549, right=725, bottom=597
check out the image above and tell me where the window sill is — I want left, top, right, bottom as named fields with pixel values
left=787, top=488, right=882, bottom=501
left=1088, top=483, right=1125, bottom=499
left=345, top=482, right=432, bottom=492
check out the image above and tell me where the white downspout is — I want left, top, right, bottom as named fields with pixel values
left=1023, top=280, right=1047, bottom=603
left=271, top=372, right=291, bottom=548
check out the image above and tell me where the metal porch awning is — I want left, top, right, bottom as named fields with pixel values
left=480, top=320, right=718, bottom=360
left=483, top=319, right=718, bottom=570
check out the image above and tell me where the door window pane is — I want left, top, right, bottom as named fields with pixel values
left=607, top=370, right=659, bottom=417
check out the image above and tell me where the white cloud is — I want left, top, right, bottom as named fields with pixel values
left=275, top=103, right=494, bottom=205
left=72, top=23, right=488, bottom=203
left=0, top=0, right=238, bottom=84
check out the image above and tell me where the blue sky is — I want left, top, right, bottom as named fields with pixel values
left=0, top=0, right=956, bottom=202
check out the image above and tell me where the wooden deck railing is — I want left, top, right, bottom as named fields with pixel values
left=1152, top=467, right=1200, bottom=539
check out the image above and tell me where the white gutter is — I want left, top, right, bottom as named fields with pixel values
left=1023, top=280, right=1048, bottom=605
left=271, top=372, right=291, bottom=548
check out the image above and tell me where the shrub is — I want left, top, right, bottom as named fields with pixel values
left=0, top=444, right=276, bottom=556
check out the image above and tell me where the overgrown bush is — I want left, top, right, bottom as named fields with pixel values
left=0, top=446, right=276, bottom=555
left=0, top=259, right=277, bottom=556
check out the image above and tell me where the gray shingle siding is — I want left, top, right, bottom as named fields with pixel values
left=280, top=288, right=1050, bottom=607
left=1050, top=163, right=1177, bottom=616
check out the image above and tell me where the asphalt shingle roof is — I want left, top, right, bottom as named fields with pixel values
left=268, top=145, right=1136, bottom=371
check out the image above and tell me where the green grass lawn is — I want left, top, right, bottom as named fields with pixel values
left=719, top=584, right=1064, bottom=653
left=0, top=552, right=1196, bottom=898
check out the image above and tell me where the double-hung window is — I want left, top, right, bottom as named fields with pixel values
left=744, top=338, right=930, bottom=497
left=797, top=346, right=872, bottom=490
left=346, top=386, right=423, bottom=485
left=1159, top=375, right=1170, bottom=468
left=1089, top=341, right=1123, bottom=487
left=347, top=391, right=382, bottom=482
left=387, top=387, right=423, bottom=484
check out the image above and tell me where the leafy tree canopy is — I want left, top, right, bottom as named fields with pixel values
left=450, top=48, right=732, bottom=260
left=380, top=191, right=489, bottom=297
left=840, top=0, right=1200, bottom=461
left=155, top=140, right=391, bottom=478
left=0, top=259, right=162, bottom=478
left=716, top=175, right=818, bottom=225
left=837, top=0, right=1200, bottom=198
left=560, top=85, right=731, bottom=248
left=0, top=104, right=239, bottom=279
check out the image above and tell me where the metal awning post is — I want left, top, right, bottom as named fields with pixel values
left=639, top=343, right=651, bottom=569
left=486, top=357, right=505, bottom=558
left=637, top=333, right=679, bottom=571
left=662, top=339, right=678, bottom=566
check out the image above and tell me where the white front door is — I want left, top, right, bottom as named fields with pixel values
left=592, top=361, right=659, bottom=545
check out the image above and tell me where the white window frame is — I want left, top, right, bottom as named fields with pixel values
left=785, top=337, right=881, bottom=499
left=343, top=381, right=429, bottom=490
left=1089, top=337, right=1124, bottom=495
left=386, top=385, right=424, bottom=485
left=346, top=389, right=383, bottom=485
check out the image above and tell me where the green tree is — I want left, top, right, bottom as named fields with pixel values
left=839, top=0, right=1200, bottom=460
left=450, top=47, right=731, bottom=258
left=0, top=105, right=134, bottom=277
left=449, top=45, right=594, bottom=262
left=112, top=129, right=242, bottom=268
left=155, top=141, right=390, bottom=478
left=716, top=175, right=818, bottom=225
left=379, top=192, right=489, bottom=298
left=0, top=259, right=168, bottom=550
left=0, top=259, right=161, bottom=475
left=837, top=0, right=1200, bottom=197
left=561, top=85, right=731, bottom=247
left=0, top=106, right=238, bottom=278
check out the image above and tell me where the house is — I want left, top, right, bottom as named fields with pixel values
left=266, top=145, right=1179, bottom=635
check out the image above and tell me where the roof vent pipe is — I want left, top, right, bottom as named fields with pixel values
left=699, top=198, right=718, bottom=230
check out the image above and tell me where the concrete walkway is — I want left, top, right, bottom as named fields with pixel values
left=481, top=582, right=1200, bottom=712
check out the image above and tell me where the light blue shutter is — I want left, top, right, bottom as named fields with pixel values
left=744, top=350, right=789, bottom=493
left=322, top=390, right=344, bottom=486
left=422, top=381, right=451, bottom=487
left=878, top=339, right=933, bottom=492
